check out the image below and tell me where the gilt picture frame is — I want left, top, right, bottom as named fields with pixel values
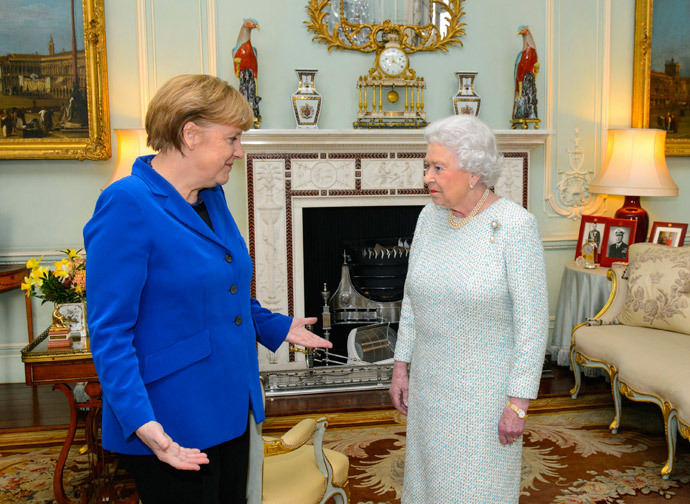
left=0, top=0, right=110, bottom=160
left=632, top=0, right=690, bottom=156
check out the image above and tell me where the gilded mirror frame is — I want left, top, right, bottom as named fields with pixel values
left=0, top=0, right=111, bottom=160
left=305, top=0, right=466, bottom=54
left=632, top=0, right=689, bottom=157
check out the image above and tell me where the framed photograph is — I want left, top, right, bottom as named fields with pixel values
left=632, top=0, right=690, bottom=156
left=600, top=219, right=638, bottom=267
left=575, top=215, right=609, bottom=260
left=0, top=0, right=110, bottom=160
left=649, top=221, right=688, bottom=247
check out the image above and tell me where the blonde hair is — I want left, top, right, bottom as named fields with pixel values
left=145, top=74, right=253, bottom=153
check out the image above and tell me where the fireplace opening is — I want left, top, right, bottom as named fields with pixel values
left=302, top=205, right=424, bottom=358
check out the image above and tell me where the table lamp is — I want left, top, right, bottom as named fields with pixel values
left=102, top=129, right=157, bottom=190
left=589, top=128, right=678, bottom=242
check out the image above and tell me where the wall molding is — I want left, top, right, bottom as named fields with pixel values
left=206, top=0, right=217, bottom=75
left=544, top=0, right=611, bottom=219
left=242, top=129, right=551, bottom=153
left=0, top=343, right=25, bottom=359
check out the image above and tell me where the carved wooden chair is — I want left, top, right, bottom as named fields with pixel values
left=247, top=411, right=349, bottom=504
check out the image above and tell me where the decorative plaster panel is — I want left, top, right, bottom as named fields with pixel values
left=360, top=158, right=425, bottom=190
left=252, top=160, right=288, bottom=315
left=292, top=159, right=356, bottom=190
left=495, top=157, right=528, bottom=207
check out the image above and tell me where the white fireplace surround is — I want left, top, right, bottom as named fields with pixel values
left=242, top=129, right=549, bottom=368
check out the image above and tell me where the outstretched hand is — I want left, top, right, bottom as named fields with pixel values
left=285, top=317, right=333, bottom=348
left=136, top=421, right=210, bottom=470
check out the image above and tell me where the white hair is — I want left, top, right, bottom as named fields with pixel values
left=424, top=115, right=504, bottom=187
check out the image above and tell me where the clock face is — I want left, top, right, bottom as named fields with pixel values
left=378, top=47, right=407, bottom=76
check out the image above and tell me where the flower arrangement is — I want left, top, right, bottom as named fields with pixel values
left=20, top=248, right=86, bottom=304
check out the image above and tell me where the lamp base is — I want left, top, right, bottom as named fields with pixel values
left=614, top=196, right=648, bottom=243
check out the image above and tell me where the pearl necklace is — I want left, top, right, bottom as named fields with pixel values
left=448, top=188, right=490, bottom=230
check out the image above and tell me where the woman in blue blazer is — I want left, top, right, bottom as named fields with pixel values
left=84, top=75, right=331, bottom=503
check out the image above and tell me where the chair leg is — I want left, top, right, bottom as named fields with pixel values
left=661, top=409, right=678, bottom=479
left=608, top=371, right=621, bottom=434
left=569, top=347, right=581, bottom=399
left=324, top=488, right=348, bottom=504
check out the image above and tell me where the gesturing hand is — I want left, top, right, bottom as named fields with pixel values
left=136, top=421, right=210, bottom=470
left=285, top=317, right=333, bottom=348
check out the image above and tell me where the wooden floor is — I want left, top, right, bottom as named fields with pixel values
left=0, top=362, right=609, bottom=431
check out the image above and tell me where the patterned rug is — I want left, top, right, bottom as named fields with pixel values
left=1, top=395, right=689, bottom=503
left=264, top=394, right=690, bottom=504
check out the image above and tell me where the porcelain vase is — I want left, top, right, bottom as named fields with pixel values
left=291, top=69, right=322, bottom=129
left=452, top=71, right=481, bottom=116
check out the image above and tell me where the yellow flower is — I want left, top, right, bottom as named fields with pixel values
left=20, top=276, right=34, bottom=296
left=64, top=249, right=82, bottom=260
left=26, top=255, right=44, bottom=270
left=53, top=259, right=70, bottom=278
left=74, top=284, right=84, bottom=294
left=30, top=267, right=49, bottom=287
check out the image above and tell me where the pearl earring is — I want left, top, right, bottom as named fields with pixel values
left=469, top=183, right=474, bottom=190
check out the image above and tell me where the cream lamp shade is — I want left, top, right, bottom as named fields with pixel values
left=102, top=129, right=157, bottom=190
left=589, top=128, right=678, bottom=242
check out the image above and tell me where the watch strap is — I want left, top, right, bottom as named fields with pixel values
left=507, top=401, right=527, bottom=418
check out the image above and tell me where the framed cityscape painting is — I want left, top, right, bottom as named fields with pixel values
left=0, top=0, right=110, bottom=160
left=632, top=0, right=690, bottom=156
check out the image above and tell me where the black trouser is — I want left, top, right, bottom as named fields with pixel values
left=116, top=426, right=250, bottom=504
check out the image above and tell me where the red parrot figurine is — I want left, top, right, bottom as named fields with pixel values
left=512, top=25, right=540, bottom=125
left=233, top=18, right=261, bottom=127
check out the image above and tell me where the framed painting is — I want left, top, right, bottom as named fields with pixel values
left=600, top=218, right=638, bottom=267
left=632, top=0, right=690, bottom=156
left=649, top=221, right=688, bottom=246
left=575, top=215, right=609, bottom=260
left=0, top=0, right=110, bottom=160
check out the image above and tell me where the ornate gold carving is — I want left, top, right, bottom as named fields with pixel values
left=679, top=420, right=690, bottom=440
left=0, top=0, right=111, bottom=160
left=305, top=0, right=466, bottom=54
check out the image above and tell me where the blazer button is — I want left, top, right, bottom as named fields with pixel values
left=230, top=285, right=238, bottom=294
left=225, top=253, right=233, bottom=263
left=235, top=316, right=242, bottom=325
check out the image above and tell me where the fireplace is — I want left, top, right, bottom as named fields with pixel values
left=301, top=204, right=422, bottom=356
left=243, top=129, right=545, bottom=379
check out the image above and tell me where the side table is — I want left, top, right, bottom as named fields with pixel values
left=551, top=260, right=613, bottom=367
left=21, top=330, right=136, bottom=504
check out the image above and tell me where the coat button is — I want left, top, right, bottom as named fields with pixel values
left=230, top=285, right=238, bottom=294
left=225, top=253, right=233, bottom=263
left=235, top=316, right=242, bottom=325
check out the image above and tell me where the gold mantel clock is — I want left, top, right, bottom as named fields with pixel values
left=356, top=34, right=426, bottom=128
left=305, top=0, right=467, bottom=129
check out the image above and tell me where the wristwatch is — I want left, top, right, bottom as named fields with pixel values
left=507, top=401, right=527, bottom=419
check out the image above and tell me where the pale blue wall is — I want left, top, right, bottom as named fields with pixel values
left=1, top=0, right=688, bottom=382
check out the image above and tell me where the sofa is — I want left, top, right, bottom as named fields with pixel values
left=569, top=242, right=690, bottom=478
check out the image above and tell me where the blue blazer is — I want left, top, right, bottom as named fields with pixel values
left=84, top=156, right=290, bottom=455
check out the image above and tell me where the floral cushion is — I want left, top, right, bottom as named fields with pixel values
left=618, top=243, right=690, bottom=335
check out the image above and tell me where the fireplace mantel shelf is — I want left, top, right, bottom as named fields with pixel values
left=242, top=128, right=552, bottom=153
